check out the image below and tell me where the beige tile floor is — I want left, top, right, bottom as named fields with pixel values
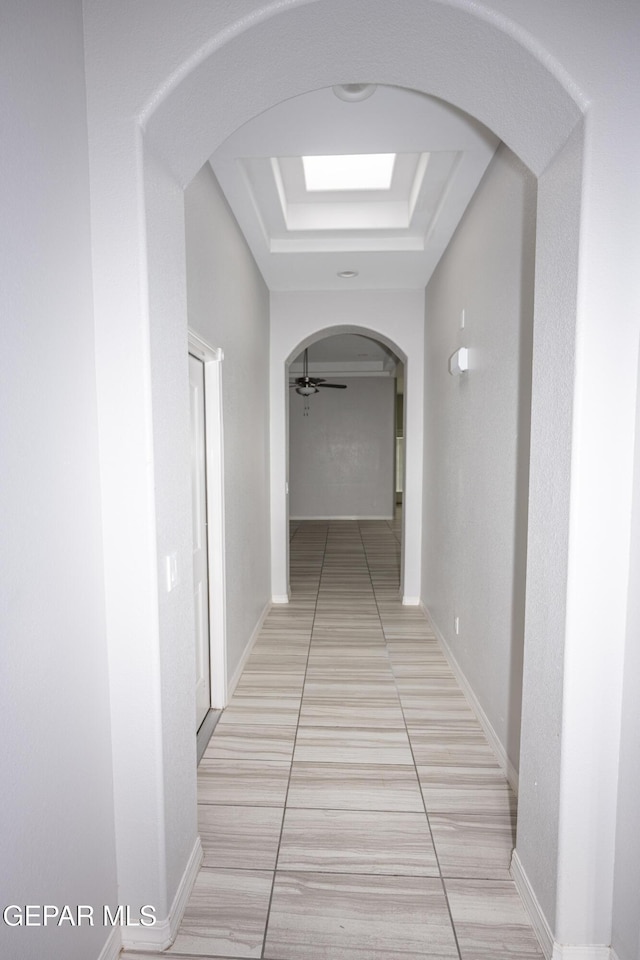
left=124, top=516, right=544, bottom=960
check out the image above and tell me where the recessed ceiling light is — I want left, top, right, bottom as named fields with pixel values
left=303, top=154, right=396, bottom=192
left=332, top=83, right=377, bottom=102
left=337, top=270, right=359, bottom=279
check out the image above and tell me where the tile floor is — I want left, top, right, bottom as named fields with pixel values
left=124, top=517, right=544, bottom=960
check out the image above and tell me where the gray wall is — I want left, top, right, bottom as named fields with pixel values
left=289, top=377, right=396, bottom=519
left=611, top=343, right=640, bottom=960
left=0, top=2, right=118, bottom=958
left=421, top=143, right=536, bottom=775
left=185, top=163, right=271, bottom=681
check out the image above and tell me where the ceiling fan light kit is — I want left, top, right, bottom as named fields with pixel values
left=290, top=348, right=348, bottom=414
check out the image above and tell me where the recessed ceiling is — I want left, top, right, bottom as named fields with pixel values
left=209, top=85, right=499, bottom=291
left=254, top=149, right=442, bottom=238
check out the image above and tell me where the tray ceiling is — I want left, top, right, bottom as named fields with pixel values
left=208, top=85, right=498, bottom=291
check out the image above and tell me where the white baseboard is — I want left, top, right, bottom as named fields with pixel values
left=510, top=851, right=614, bottom=960
left=552, top=946, right=611, bottom=959
left=402, top=595, right=421, bottom=606
left=422, top=602, right=519, bottom=795
left=97, top=926, right=121, bottom=960
left=272, top=593, right=291, bottom=604
left=121, top=836, right=203, bottom=950
left=227, top=600, right=271, bottom=698
left=510, top=850, right=554, bottom=958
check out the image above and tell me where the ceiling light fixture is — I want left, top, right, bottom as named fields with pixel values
left=337, top=270, right=359, bottom=279
left=289, top=348, right=348, bottom=415
left=302, top=153, right=396, bottom=192
left=333, top=84, right=377, bottom=102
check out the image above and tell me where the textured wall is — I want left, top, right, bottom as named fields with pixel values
left=185, top=164, right=271, bottom=681
left=422, top=143, right=536, bottom=778
left=290, top=377, right=396, bottom=519
left=611, top=345, right=640, bottom=960
left=516, top=126, right=582, bottom=938
left=0, top=2, right=117, bottom=958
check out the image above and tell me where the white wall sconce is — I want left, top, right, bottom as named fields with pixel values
left=448, top=346, right=469, bottom=376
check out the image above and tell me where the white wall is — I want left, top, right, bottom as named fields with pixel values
left=185, top=163, right=271, bottom=682
left=422, top=144, right=536, bottom=777
left=290, top=377, right=396, bottom=519
left=145, top=146, right=200, bottom=915
left=517, top=125, right=582, bottom=936
left=0, top=3, right=118, bottom=959
left=611, top=345, right=640, bottom=960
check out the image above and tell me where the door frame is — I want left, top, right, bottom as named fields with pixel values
left=188, top=351, right=212, bottom=728
left=188, top=328, right=227, bottom=708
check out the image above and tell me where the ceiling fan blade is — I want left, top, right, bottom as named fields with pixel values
left=317, top=382, right=347, bottom=389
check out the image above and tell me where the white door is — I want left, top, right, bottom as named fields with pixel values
left=189, top=353, right=211, bottom=729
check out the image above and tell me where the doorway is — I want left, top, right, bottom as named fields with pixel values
left=287, top=331, right=407, bottom=592
left=188, top=351, right=211, bottom=730
left=188, top=331, right=228, bottom=760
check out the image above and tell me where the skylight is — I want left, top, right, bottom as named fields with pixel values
left=302, top=153, right=396, bottom=192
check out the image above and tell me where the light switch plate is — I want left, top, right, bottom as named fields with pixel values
left=166, top=553, right=178, bottom=592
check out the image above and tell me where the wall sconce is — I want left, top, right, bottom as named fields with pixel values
left=448, top=347, right=469, bottom=376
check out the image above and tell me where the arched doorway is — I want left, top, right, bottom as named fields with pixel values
left=273, top=321, right=418, bottom=603
left=85, top=1, right=635, bottom=951
left=286, top=331, right=408, bottom=589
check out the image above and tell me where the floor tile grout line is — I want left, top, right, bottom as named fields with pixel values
left=192, top=863, right=444, bottom=879
left=199, top=801, right=440, bottom=813
left=185, top=861, right=514, bottom=884
left=356, top=518, right=465, bottom=960
left=259, top=521, right=330, bottom=960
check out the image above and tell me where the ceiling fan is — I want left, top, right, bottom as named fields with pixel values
left=290, top=348, right=348, bottom=396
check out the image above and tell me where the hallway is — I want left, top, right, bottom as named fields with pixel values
left=127, top=518, right=542, bottom=959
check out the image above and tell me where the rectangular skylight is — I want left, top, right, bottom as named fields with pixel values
left=302, top=153, right=396, bottom=192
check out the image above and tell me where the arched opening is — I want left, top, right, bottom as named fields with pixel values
left=272, top=319, right=419, bottom=606
left=285, top=329, right=408, bottom=596
left=88, top=2, right=631, bottom=951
